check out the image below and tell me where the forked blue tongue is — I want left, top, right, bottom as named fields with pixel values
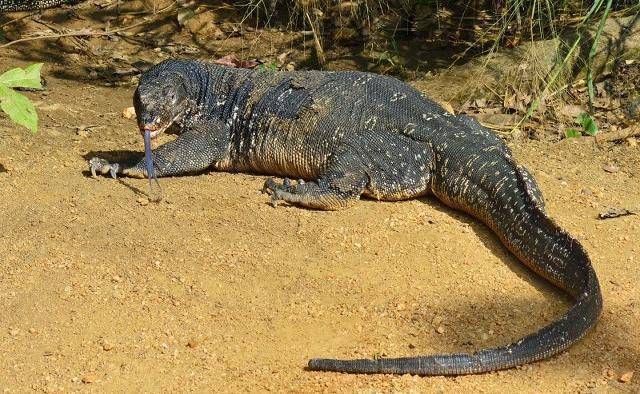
left=144, top=129, right=163, bottom=202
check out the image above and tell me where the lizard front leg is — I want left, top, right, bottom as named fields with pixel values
left=90, top=120, right=230, bottom=179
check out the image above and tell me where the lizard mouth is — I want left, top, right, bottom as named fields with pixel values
left=141, top=113, right=183, bottom=139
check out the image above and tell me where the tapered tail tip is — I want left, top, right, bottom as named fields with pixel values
left=307, top=358, right=324, bottom=371
left=308, top=358, right=349, bottom=372
left=308, top=358, right=386, bottom=374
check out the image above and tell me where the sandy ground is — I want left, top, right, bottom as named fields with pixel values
left=0, top=56, right=639, bottom=392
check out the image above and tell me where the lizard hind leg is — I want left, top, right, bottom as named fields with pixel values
left=264, top=153, right=369, bottom=211
left=265, top=174, right=367, bottom=211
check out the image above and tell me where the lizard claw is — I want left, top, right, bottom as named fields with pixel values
left=262, top=177, right=277, bottom=195
left=109, top=163, right=120, bottom=179
left=262, top=177, right=297, bottom=195
left=264, top=177, right=302, bottom=207
left=89, top=157, right=120, bottom=179
left=270, top=193, right=280, bottom=207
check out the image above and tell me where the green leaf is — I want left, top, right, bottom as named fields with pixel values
left=0, top=63, right=43, bottom=89
left=565, top=128, right=582, bottom=138
left=578, top=112, right=598, bottom=136
left=0, top=84, right=38, bottom=132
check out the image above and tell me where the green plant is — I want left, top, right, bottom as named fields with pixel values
left=0, top=63, right=42, bottom=133
left=258, top=61, right=278, bottom=72
left=565, top=112, right=598, bottom=138
left=512, top=1, right=615, bottom=132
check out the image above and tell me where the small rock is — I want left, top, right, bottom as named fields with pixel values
left=581, top=188, right=593, bottom=196
left=81, top=374, right=96, bottom=384
left=122, top=106, right=136, bottom=119
left=137, top=197, right=149, bottom=206
left=602, top=164, right=619, bottom=173
left=619, top=371, right=634, bottom=383
left=396, top=303, right=405, bottom=311
left=187, top=340, right=198, bottom=348
left=436, top=325, right=445, bottom=334
left=102, top=341, right=113, bottom=351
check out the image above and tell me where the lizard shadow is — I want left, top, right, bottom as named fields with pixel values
left=414, top=195, right=568, bottom=302
left=392, top=294, right=634, bottom=373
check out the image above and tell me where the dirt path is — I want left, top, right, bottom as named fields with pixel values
left=0, top=58, right=638, bottom=392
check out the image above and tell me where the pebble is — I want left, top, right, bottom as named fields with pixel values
left=122, top=106, right=136, bottom=119
left=604, top=368, right=615, bottom=379
left=436, top=326, right=445, bottom=334
left=137, top=197, right=149, bottom=206
left=102, top=341, right=114, bottom=351
left=81, top=374, right=96, bottom=384
left=602, top=164, right=619, bottom=173
left=187, top=340, right=198, bottom=348
left=619, top=371, right=634, bottom=383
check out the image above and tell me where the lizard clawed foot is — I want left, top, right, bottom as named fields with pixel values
left=262, top=177, right=296, bottom=194
left=89, top=157, right=120, bottom=179
left=262, top=177, right=303, bottom=207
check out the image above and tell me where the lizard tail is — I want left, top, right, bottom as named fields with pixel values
left=308, top=157, right=602, bottom=375
left=0, top=0, right=81, bottom=12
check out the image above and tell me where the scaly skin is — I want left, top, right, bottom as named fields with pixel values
left=0, top=0, right=80, bottom=12
left=90, top=59, right=602, bottom=375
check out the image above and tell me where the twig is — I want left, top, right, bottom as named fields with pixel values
left=0, top=18, right=149, bottom=49
left=0, top=3, right=174, bottom=49
left=1, top=11, right=38, bottom=28
left=304, top=10, right=325, bottom=67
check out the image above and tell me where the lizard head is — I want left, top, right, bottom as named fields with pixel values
left=134, top=72, right=192, bottom=139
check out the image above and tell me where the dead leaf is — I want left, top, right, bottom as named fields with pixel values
left=435, top=100, right=454, bottom=114
left=213, top=54, right=259, bottom=69
left=472, top=98, right=487, bottom=108
left=559, top=104, right=585, bottom=119
left=475, top=113, right=519, bottom=128
left=277, top=51, right=291, bottom=65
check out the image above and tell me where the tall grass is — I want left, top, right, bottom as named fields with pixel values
left=513, top=0, right=619, bottom=131
left=236, top=0, right=637, bottom=120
